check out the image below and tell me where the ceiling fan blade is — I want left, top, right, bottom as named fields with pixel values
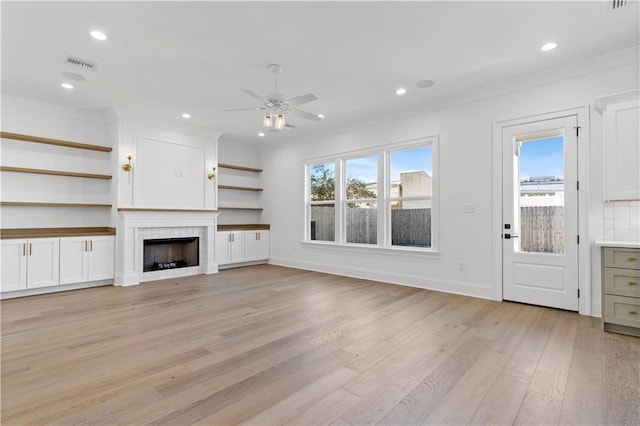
left=241, top=89, right=265, bottom=102
left=285, top=93, right=317, bottom=106
left=224, top=107, right=267, bottom=112
left=290, top=108, right=322, bottom=121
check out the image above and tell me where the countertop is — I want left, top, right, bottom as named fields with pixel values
left=594, top=240, right=640, bottom=249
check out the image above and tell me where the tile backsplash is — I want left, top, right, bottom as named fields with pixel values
left=603, top=200, right=640, bottom=241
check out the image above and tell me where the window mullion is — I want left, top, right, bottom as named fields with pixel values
left=335, top=158, right=345, bottom=244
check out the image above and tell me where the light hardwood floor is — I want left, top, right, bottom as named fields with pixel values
left=2, top=264, right=639, bottom=425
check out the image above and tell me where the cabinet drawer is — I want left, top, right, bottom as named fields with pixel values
left=604, top=267, right=640, bottom=298
left=604, top=295, right=640, bottom=329
left=603, top=247, right=640, bottom=269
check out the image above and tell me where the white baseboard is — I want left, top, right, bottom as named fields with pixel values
left=1, top=280, right=113, bottom=299
left=268, top=256, right=494, bottom=300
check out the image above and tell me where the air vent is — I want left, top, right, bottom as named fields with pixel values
left=64, top=56, right=95, bottom=72
left=612, top=0, right=629, bottom=10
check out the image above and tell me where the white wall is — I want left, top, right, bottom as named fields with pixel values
left=1, top=95, right=113, bottom=228
left=259, top=49, right=640, bottom=315
left=114, top=112, right=220, bottom=210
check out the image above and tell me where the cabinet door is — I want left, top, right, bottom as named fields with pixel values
left=244, top=231, right=258, bottom=261
left=245, top=231, right=269, bottom=261
left=60, top=237, right=88, bottom=285
left=229, top=232, right=245, bottom=263
left=215, top=231, right=231, bottom=265
left=88, top=237, right=115, bottom=281
left=1, top=239, right=28, bottom=292
left=605, top=99, right=640, bottom=200
left=27, top=238, right=60, bottom=289
left=255, top=231, right=270, bottom=260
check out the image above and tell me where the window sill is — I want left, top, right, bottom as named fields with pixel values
left=300, top=241, right=440, bottom=258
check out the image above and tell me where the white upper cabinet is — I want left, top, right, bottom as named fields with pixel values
left=600, top=96, right=640, bottom=201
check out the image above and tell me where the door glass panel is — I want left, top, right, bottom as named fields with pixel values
left=517, top=135, right=565, bottom=254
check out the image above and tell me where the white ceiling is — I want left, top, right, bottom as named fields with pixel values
left=2, top=1, right=638, bottom=145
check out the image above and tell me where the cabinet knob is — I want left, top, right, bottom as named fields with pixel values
left=22, top=243, right=26, bottom=256
left=629, top=282, right=639, bottom=286
left=628, top=257, right=638, bottom=261
left=629, top=311, right=638, bottom=315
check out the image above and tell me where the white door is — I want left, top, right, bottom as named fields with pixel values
left=60, top=237, right=88, bottom=285
left=502, top=115, right=579, bottom=311
left=1, top=239, right=28, bottom=292
left=88, top=237, right=115, bottom=281
left=244, top=232, right=258, bottom=261
left=27, top=238, right=60, bottom=289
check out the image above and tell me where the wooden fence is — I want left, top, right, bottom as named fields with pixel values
left=311, top=205, right=564, bottom=253
left=520, top=206, right=565, bottom=253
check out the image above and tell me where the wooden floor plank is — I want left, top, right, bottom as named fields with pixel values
left=1, top=264, right=638, bottom=425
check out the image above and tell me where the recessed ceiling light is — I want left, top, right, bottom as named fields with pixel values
left=61, top=83, right=74, bottom=90
left=62, top=72, right=85, bottom=82
left=258, top=132, right=265, bottom=137
left=395, top=88, right=407, bottom=95
left=181, top=113, right=191, bottom=119
left=90, top=30, right=108, bottom=41
left=541, top=42, right=557, bottom=51
left=318, top=114, right=325, bottom=119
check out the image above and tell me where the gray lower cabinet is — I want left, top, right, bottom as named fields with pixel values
left=602, top=246, right=640, bottom=336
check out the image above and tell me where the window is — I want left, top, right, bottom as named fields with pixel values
left=305, top=137, right=438, bottom=251
left=308, top=162, right=336, bottom=242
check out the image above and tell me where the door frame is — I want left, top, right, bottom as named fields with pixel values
left=491, top=106, right=591, bottom=315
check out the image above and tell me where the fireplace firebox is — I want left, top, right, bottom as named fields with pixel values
left=143, top=237, right=199, bottom=272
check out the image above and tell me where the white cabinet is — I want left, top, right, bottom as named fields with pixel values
left=215, top=230, right=269, bottom=266
left=60, top=236, right=115, bottom=285
left=602, top=98, right=640, bottom=201
left=245, top=230, right=269, bottom=261
left=1, top=238, right=59, bottom=292
left=215, top=231, right=246, bottom=265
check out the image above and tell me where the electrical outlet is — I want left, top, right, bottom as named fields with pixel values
left=458, top=261, right=464, bottom=271
left=462, top=205, right=476, bottom=214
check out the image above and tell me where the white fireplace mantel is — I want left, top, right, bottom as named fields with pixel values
left=115, top=209, right=220, bottom=286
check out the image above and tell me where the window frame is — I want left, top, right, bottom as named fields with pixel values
left=304, top=136, right=439, bottom=252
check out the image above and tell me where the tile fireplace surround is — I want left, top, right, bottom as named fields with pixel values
left=116, top=210, right=219, bottom=286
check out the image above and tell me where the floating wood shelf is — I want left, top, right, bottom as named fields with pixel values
left=218, top=207, right=264, bottom=211
left=218, top=163, right=262, bottom=173
left=1, top=131, right=112, bottom=153
left=217, top=224, right=270, bottom=231
left=1, top=227, right=116, bottom=239
left=1, top=201, right=112, bottom=208
left=218, top=185, right=263, bottom=192
left=117, top=208, right=218, bottom=213
left=0, top=166, right=112, bottom=180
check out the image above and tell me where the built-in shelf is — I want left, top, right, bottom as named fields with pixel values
left=1, top=131, right=113, bottom=153
left=0, top=166, right=112, bottom=180
left=117, top=208, right=218, bottom=213
left=218, top=207, right=264, bottom=211
left=218, top=185, right=263, bottom=192
left=218, top=163, right=262, bottom=173
left=1, top=227, right=116, bottom=239
left=1, top=201, right=112, bottom=208
left=217, top=224, right=270, bottom=231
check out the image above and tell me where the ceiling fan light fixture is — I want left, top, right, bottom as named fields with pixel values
left=263, top=114, right=273, bottom=128
left=275, top=114, right=286, bottom=130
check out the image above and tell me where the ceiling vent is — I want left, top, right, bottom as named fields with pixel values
left=612, top=0, right=629, bottom=10
left=64, top=56, right=95, bottom=72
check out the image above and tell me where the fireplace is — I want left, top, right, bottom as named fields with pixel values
left=143, top=237, right=199, bottom=272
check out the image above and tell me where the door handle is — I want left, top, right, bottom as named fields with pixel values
left=29, top=243, right=32, bottom=255
left=504, top=234, right=519, bottom=239
left=90, top=240, right=93, bottom=251
left=22, top=243, right=26, bottom=256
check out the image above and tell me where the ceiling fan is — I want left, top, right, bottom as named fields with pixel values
left=225, top=64, right=322, bottom=131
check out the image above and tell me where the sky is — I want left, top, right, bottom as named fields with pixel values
left=519, top=136, right=564, bottom=179
left=344, top=147, right=433, bottom=183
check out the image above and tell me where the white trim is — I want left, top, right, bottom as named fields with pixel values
left=300, top=240, right=440, bottom=258
left=492, top=106, right=591, bottom=315
left=1, top=280, right=113, bottom=300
